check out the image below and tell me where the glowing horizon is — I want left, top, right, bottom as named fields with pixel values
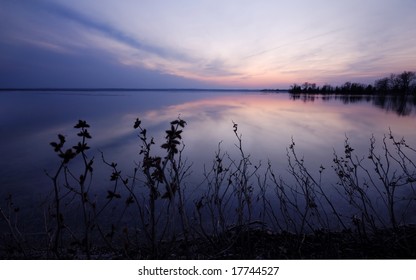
left=1, top=0, right=416, bottom=88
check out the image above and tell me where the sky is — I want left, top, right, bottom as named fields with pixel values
left=1, top=0, right=416, bottom=89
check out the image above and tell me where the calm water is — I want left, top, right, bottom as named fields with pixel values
left=1, top=90, right=416, bottom=229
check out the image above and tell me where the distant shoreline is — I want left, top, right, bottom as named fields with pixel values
left=0, top=88, right=283, bottom=92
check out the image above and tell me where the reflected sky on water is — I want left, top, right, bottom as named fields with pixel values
left=1, top=90, right=415, bottom=208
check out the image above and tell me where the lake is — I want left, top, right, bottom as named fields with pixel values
left=1, top=90, right=416, bottom=235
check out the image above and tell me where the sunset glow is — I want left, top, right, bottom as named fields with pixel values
left=1, top=0, right=416, bottom=88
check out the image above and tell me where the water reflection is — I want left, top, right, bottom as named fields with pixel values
left=1, top=90, right=416, bottom=232
left=290, top=93, right=416, bottom=116
left=1, top=90, right=416, bottom=194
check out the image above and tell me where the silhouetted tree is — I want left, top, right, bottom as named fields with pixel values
left=365, top=84, right=374, bottom=94
left=374, top=77, right=390, bottom=95
left=288, top=71, right=415, bottom=96
left=321, top=84, right=334, bottom=94
left=397, top=71, right=416, bottom=94
left=289, top=83, right=302, bottom=93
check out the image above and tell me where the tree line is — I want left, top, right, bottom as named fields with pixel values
left=289, top=71, right=416, bottom=95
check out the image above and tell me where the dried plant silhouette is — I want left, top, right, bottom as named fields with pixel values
left=1, top=117, right=416, bottom=259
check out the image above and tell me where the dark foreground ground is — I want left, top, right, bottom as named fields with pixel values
left=2, top=225, right=416, bottom=259
left=165, top=226, right=416, bottom=259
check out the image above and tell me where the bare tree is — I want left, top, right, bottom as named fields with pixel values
left=398, top=71, right=416, bottom=94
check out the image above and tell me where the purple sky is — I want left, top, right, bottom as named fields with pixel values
left=1, top=0, right=416, bottom=88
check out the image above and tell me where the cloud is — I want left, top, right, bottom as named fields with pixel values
left=1, top=0, right=416, bottom=88
left=0, top=40, right=208, bottom=88
left=243, top=27, right=347, bottom=60
left=34, top=0, right=192, bottom=63
left=0, top=0, right=216, bottom=88
left=30, top=0, right=249, bottom=86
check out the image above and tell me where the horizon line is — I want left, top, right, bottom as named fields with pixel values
left=0, top=87, right=288, bottom=92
